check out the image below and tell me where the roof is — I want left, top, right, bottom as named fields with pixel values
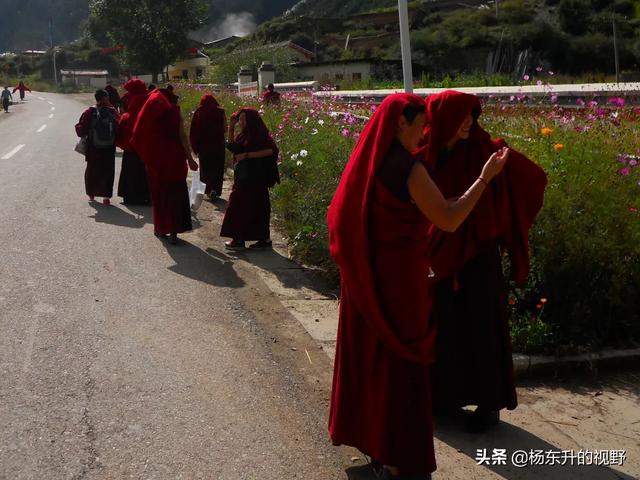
left=294, top=58, right=401, bottom=67
left=60, top=70, right=109, bottom=76
left=235, top=41, right=315, bottom=60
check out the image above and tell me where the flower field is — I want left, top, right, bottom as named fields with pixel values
left=177, top=85, right=640, bottom=354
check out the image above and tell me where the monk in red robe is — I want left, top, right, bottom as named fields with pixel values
left=261, top=83, right=281, bottom=105
left=132, top=88, right=198, bottom=244
left=327, top=93, right=509, bottom=479
left=221, top=108, right=279, bottom=250
left=422, top=90, right=547, bottom=433
left=75, top=89, right=119, bottom=205
left=116, top=79, right=150, bottom=205
left=13, top=81, right=31, bottom=101
left=189, top=94, right=226, bottom=199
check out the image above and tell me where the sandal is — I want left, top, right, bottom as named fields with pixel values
left=249, top=240, right=272, bottom=249
left=225, top=240, right=246, bottom=251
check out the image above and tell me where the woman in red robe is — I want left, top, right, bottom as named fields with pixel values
left=327, top=93, right=509, bottom=479
left=221, top=108, right=279, bottom=251
left=116, top=79, right=150, bottom=205
left=75, top=89, right=119, bottom=204
left=189, top=94, right=226, bottom=199
left=13, top=81, right=31, bottom=101
left=132, top=88, right=198, bottom=244
left=422, top=90, right=547, bottom=432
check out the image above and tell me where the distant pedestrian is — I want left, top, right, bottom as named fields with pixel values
left=1, top=86, right=12, bottom=113
left=75, top=89, right=120, bottom=204
left=12, top=81, right=31, bottom=101
left=116, top=79, right=151, bottom=205
left=221, top=108, right=279, bottom=250
left=261, top=83, right=280, bottom=106
left=148, top=83, right=156, bottom=92
left=104, top=81, right=122, bottom=112
left=132, top=88, right=198, bottom=244
left=189, top=94, right=226, bottom=200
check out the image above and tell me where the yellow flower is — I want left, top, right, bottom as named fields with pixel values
left=553, top=143, right=564, bottom=152
left=541, top=127, right=554, bottom=136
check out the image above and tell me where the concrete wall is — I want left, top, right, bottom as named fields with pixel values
left=168, top=57, right=210, bottom=81
left=295, top=62, right=373, bottom=83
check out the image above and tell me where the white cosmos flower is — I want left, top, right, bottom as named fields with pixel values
left=296, top=160, right=303, bottom=166
left=291, top=153, right=299, bottom=161
left=318, top=119, right=325, bottom=125
left=311, top=128, right=318, bottom=135
left=299, top=149, right=308, bottom=157
left=305, top=117, right=309, bottom=124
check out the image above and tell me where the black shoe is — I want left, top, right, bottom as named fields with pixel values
left=225, top=240, right=246, bottom=251
left=249, top=240, right=272, bottom=249
left=154, top=231, right=167, bottom=238
left=467, top=407, right=500, bottom=434
left=168, top=233, right=178, bottom=245
left=345, top=461, right=383, bottom=479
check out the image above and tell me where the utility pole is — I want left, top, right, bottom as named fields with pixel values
left=398, top=0, right=413, bottom=93
left=495, top=0, right=500, bottom=18
left=612, top=14, right=620, bottom=84
left=49, top=17, right=58, bottom=88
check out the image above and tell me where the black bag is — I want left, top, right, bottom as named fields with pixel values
left=90, top=106, right=117, bottom=149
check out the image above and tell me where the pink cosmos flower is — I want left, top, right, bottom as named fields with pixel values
left=620, top=167, right=631, bottom=176
left=551, top=95, right=558, bottom=103
left=576, top=98, right=586, bottom=107
left=341, top=128, right=350, bottom=137
left=523, top=74, right=530, bottom=81
left=536, top=66, right=543, bottom=72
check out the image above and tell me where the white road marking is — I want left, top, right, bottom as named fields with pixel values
left=47, top=101, right=53, bottom=105
left=38, top=96, right=45, bottom=100
left=1, top=144, right=25, bottom=160
left=50, top=107, right=55, bottom=111
left=49, top=114, right=54, bottom=119
left=37, top=124, right=47, bottom=133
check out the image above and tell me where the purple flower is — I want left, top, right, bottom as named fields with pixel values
left=523, top=74, right=530, bottom=81
left=551, top=94, right=558, bottom=103
left=537, top=80, right=543, bottom=86
left=549, top=71, right=554, bottom=76
left=630, top=159, right=638, bottom=167
left=536, top=66, right=543, bottom=72
left=576, top=98, right=586, bottom=107
left=341, top=128, right=350, bottom=137
left=620, top=167, right=631, bottom=176
left=608, top=97, right=625, bottom=107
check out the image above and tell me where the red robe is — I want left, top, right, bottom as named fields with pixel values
left=132, top=89, right=191, bottom=234
left=116, top=80, right=150, bottom=204
left=220, top=108, right=278, bottom=242
left=189, top=94, right=226, bottom=195
left=327, top=94, right=437, bottom=475
left=75, top=106, right=119, bottom=198
left=262, top=90, right=280, bottom=105
left=421, top=90, right=547, bottom=411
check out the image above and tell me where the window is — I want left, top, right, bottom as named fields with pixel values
left=182, top=70, right=189, bottom=79
left=352, top=72, right=362, bottom=81
left=335, top=73, right=344, bottom=80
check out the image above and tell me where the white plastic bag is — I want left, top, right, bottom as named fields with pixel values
left=189, top=169, right=206, bottom=211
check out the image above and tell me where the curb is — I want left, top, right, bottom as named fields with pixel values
left=514, top=348, right=640, bottom=377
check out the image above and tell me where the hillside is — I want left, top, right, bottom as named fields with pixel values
left=0, top=0, right=300, bottom=53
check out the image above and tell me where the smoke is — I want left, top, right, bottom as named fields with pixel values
left=204, top=12, right=257, bottom=41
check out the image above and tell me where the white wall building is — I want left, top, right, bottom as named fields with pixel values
left=60, top=70, right=108, bottom=88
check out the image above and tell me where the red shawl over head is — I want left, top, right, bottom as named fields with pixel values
left=131, top=88, right=186, bottom=181
left=233, top=107, right=278, bottom=152
left=422, top=90, right=547, bottom=285
left=117, top=80, right=148, bottom=151
left=189, top=94, right=225, bottom=155
left=327, top=93, right=434, bottom=364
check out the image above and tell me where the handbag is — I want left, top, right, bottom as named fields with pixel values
left=74, top=136, right=87, bottom=155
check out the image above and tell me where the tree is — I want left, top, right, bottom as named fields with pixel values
left=89, top=0, right=208, bottom=81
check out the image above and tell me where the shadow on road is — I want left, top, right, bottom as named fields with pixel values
left=161, top=241, right=244, bottom=289
left=434, top=415, right=636, bottom=480
left=238, top=246, right=337, bottom=297
left=88, top=202, right=147, bottom=228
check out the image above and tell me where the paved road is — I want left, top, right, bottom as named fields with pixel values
left=0, top=94, right=346, bottom=479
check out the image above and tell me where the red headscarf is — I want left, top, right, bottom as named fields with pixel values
left=327, top=93, right=434, bottom=364
left=189, top=94, right=225, bottom=155
left=117, top=80, right=148, bottom=151
left=132, top=89, right=186, bottom=181
left=422, top=90, right=547, bottom=285
left=233, top=108, right=277, bottom=152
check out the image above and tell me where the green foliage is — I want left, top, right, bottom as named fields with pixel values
left=88, top=0, right=208, bottom=78
left=206, top=42, right=298, bottom=85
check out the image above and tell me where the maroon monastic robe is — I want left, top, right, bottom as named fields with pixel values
left=132, top=89, right=192, bottom=235
left=327, top=94, right=437, bottom=475
left=75, top=106, right=119, bottom=198
left=189, top=94, right=226, bottom=196
left=421, top=90, right=547, bottom=411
